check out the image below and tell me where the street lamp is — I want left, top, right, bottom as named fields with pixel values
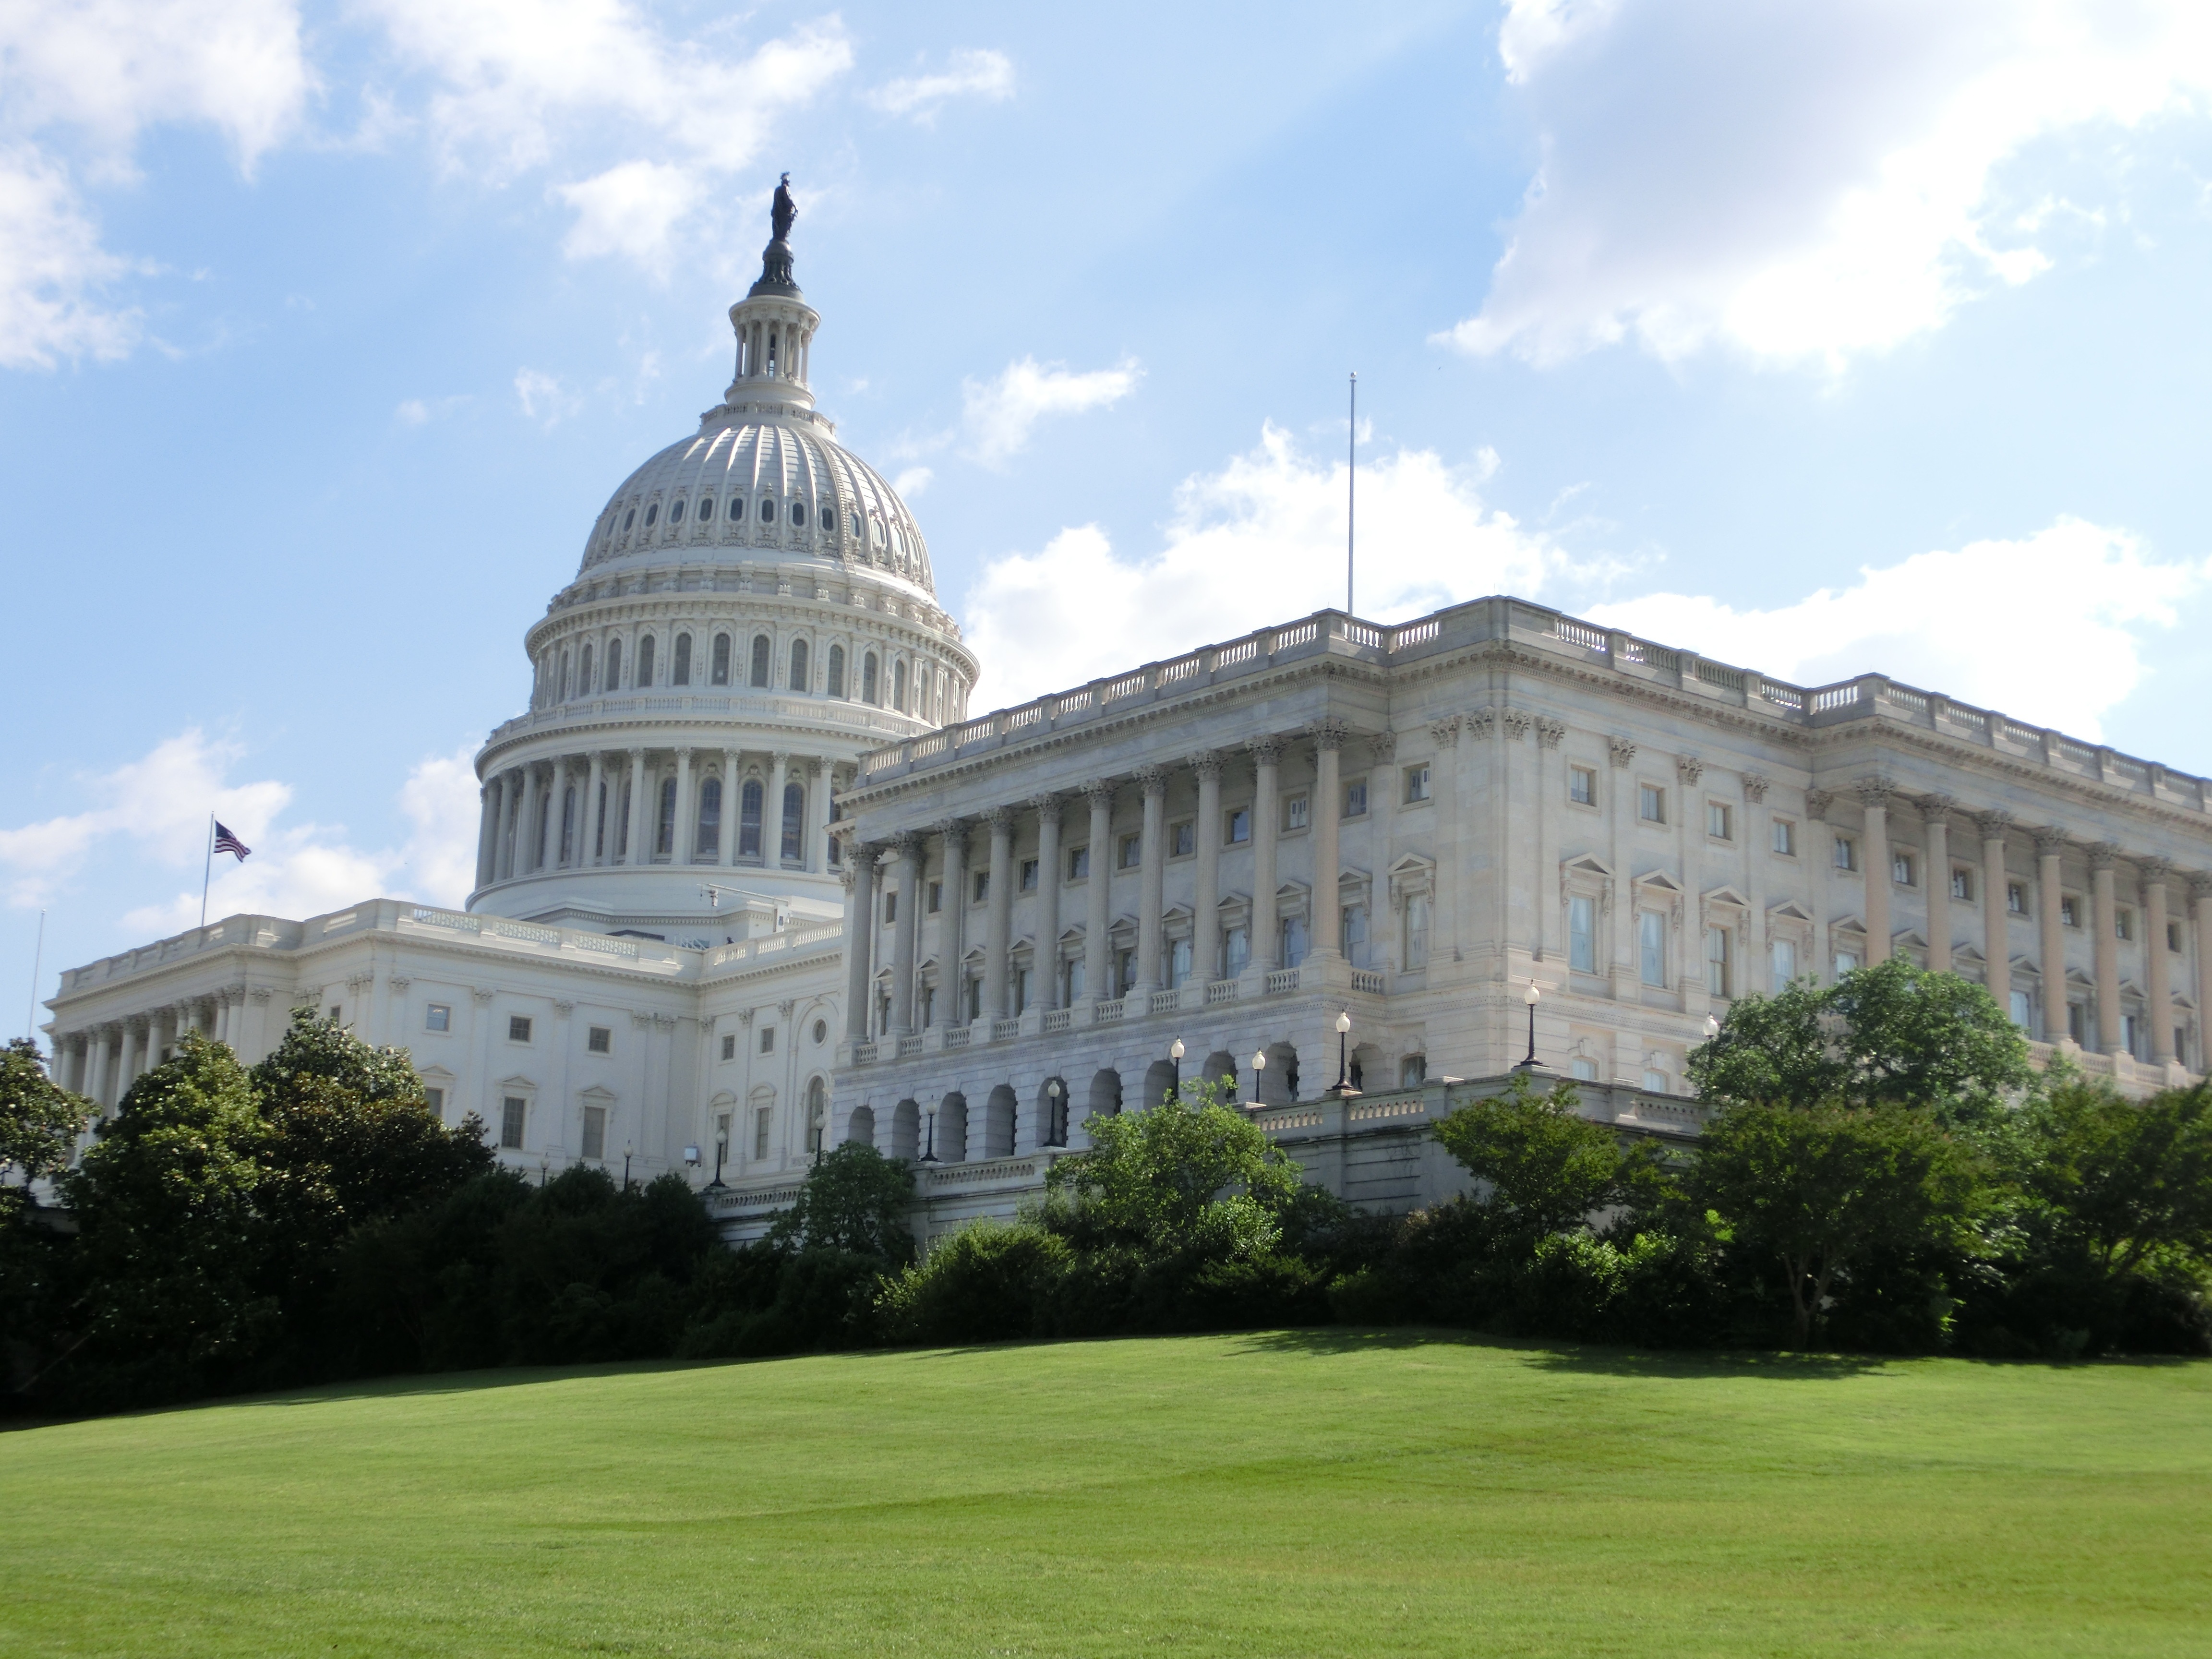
left=622, top=1140, right=634, bottom=1192
left=1326, top=1010, right=1361, bottom=1098
left=1515, top=982, right=1542, bottom=1070
left=1702, top=1013, right=1721, bottom=1040
left=1251, top=1047, right=1267, bottom=1106
left=706, top=1133, right=728, bottom=1192
left=1045, top=1078, right=1063, bottom=1147
left=1169, top=1037, right=1185, bottom=1099
left=919, top=1106, right=940, bottom=1165
left=537, top=1153, right=549, bottom=1188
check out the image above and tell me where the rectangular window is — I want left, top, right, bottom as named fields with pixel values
left=1569, top=765, right=1595, bottom=806
left=1771, top=937, right=1798, bottom=993
left=1115, top=948, right=1137, bottom=996
left=2124, top=1013, right=2141, bottom=1056
left=1169, top=937, right=1192, bottom=988
left=1284, top=793, right=1310, bottom=832
left=2116, top=909, right=2133, bottom=942
left=1570, top=1057, right=1599, bottom=1081
left=1707, top=801, right=1732, bottom=841
left=964, top=976, right=981, bottom=1022
left=1404, top=764, right=1431, bottom=805
left=1282, top=914, right=1310, bottom=969
left=1707, top=925, right=1731, bottom=997
left=587, top=1025, right=611, bottom=1054
left=1892, top=853, right=1915, bottom=887
left=1014, top=965, right=1031, bottom=1014
left=1020, top=857, right=1039, bottom=891
left=1639, top=911, right=1666, bottom=987
left=1341, top=903, right=1369, bottom=966
left=2008, top=882, right=2027, bottom=915
left=1225, top=926, right=1250, bottom=977
left=508, top=1014, right=532, bottom=1044
left=1171, top=820, right=1195, bottom=857
left=2170, top=920, right=2185, bottom=953
left=328, top=1006, right=342, bottom=1025
left=1402, top=1054, right=1430, bottom=1087
left=754, top=1107, right=772, bottom=1162
left=2061, top=896, right=2079, bottom=928
left=883, top=890, right=898, bottom=924
left=2009, top=990, right=2032, bottom=1029
left=2068, top=1002, right=2087, bottom=1045
left=1642, top=1069, right=1670, bottom=1095
left=1569, top=894, right=1596, bottom=974
left=424, top=1002, right=451, bottom=1033
left=1951, top=868, right=1973, bottom=902
left=1068, top=845, right=1089, bottom=881
left=1065, top=958, right=1086, bottom=1004
left=1343, top=780, right=1368, bottom=818
left=1404, top=895, right=1431, bottom=970
left=920, top=986, right=936, bottom=1027
left=500, top=1096, right=526, bottom=1150
left=581, top=1105, right=607, bottom=1162
left=973, top=869, right=989, bottom=904
left=759, top=1025, right=775, bottom=1055
left=926, top=880, right=941, bottom=914
left=720, top=1033, right=735, bottom=1061
left=1772, top=818, right=1796, bottom=856
left=424, top=1086, right=445, bottom=1119
left=1834, top=950, right=1861, bottom=977
left=1226, top=806, right=1251, bottom=844
left=1119, top=832, right=1142, bottom=869
left=1834, top=835, right=1857, bottom=872
left=1639, top=784, right=1665, bottom=823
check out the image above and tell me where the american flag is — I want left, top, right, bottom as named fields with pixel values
left=213, top=822, right=251, bottom=861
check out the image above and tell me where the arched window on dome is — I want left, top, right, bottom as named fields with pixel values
left=893, top=658, right=909, bottom=713
left=558, top=649, right=570, bottom=701
left=862, top=651, right=878, bottom=705
left=760, top=498, right=776, bottom=523
left=750, top=635, right=770, bottom=688
left=781, top=782, right=804, bottom=864
left=604, top=638, right=624, bottom=692
left=739, top=780, right=764, bottom=861
left=697, top=496, right=715, bottom=522
left=672, top=633, right=692, bottom=686
left=710, top=634, right=732, bottom=686
left=791, top=501, right=807, bottom=528
left=637, top=634, right=656, bottom=688
left=670, top=499, right=685, bottom=524
left=823, top=505, right=837, bottom=534
left=656, top=777, right=677, bottom=859
left=623, top=507, right=636, bottom=531
left=644, top=503, right=658, bottom=528
left=827, top=644, right=845, bottom=698
left=788, top=638, right=809, bottom=692
left=695, top=778, right=722, bottom=864
left=577, top=644, right=594, bottom=700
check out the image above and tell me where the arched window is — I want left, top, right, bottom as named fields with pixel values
left=739, top=780, right=764, bottom=859
left=558, top=649, right=570, bottom=700
left=710, top=634, right=732, bottom=686
left=827, top=644, right=845, bottom=697
left=760, top=497, right=776, bottom=522
left=823, top=506, right=837, bottom=534
left=670, top=499, right=685, bottom=523
left=789, top=638, right=809, bottom=692
left=791, top=501, right=807, bottom=527
left=893, top=658, right=908, bottom=712
left=862, top=651, right=878, bottom=704
left=672, top=633, right=692, bottom=686
left=750, top=635, right=770, bottom=687
left=622, top=507, right=635, bottom=530
left=655, top=777, right=677, bottom=858
left=696, top=778, right=722, bottom=863
left=577, top=644, right=593, bottom=698
left=698, top=497, right=715, bottom=522
left=644, top=503, right=658, bottom=527
left=560, top=786, right=576, bottom=863
left=604, top=637, right=623, bottom=691
left=805, top=1076, right=827, bottom=1154
left=781, top=782, right=804, bottom=863
left=636, top=634, right=656, bottom=688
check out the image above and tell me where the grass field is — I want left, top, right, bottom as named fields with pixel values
left=2, top=1333, right=2207, bottom=1658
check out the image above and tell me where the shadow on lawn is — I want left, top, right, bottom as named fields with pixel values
left=1231, top=1325, right=1893, bottom=1381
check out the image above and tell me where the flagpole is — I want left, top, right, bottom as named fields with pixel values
left=24, top=909, right=44, bottom=1049
left=200, top=813, right=215, bottom=929
left=1346, top=370, right=1357, bottom=616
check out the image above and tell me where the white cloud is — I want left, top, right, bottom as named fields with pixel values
left=893, top=466, right=935, bottom=498
left=0, top=147, right=139, bottom=369
left=514, top=367, right=582, bottom=425
left=554, top=158, right=695, bottom=262
left=961, top=424, right=1561, bottom=707
left=867, top=48, right=1015, bottom=121
left=1582, top=519, right=2206, bottom=739
left=1448, top=0, right=2212, bottom=369
left=0, top=731, right=483, bottom=938
left=961, top=355, right=1141, bottom=466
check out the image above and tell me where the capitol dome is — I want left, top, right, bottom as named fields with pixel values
left=467, top=184, right=976, bottom=938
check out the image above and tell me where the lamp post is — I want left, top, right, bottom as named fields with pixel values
left=1326, top=1010, right=1361, bottom=1098
left=622, top=1140, right=634, bottom=1192
left=1046, top=1078, right=1063, bottom=1147
left=537, top=1153, right=549, bottom=1189
left=1169, top=1037, right=1185, bottom=1100
left=1251, top=1048, right=1267, bottom=1106
left=1702, top=1013, right=1720, bottom=1040
left=1515, top=982, right=1542, bottom=1070
left=706, top=1134, right=727, bottom=1192
left=919, top=1106, right=940, bottom=1166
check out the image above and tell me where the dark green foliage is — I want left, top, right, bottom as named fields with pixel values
left=1, top=1038, right=92, bottom=1198
left=876, top=1221, right=1073, bottom=1345
left=1690, top=957, right=2032, bottom=1126
left=1044, top=1078, right=1302, bottom=1252
left=1431, top=1073, right=1659, bottom=1236
left=766, top=1142, right=916, bottom=1263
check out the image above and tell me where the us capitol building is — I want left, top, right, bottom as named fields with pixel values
left=43, top=196, right=2212, bottom=1240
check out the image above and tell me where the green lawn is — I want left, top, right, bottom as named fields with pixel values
left=2, top=1334, right=2206, bottom=1658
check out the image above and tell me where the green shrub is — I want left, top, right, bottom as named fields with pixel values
left=876, top=1221, right=1072, bottom=1346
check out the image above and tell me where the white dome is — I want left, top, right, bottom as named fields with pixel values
left=579, top=412, right=934, bottom=597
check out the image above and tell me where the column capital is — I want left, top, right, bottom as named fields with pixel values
left=1534, top=717, right=1565, bottom=749
left=806, top=756, right=824, bottom=777
left=1675, top=753, right=1703, bottom=785
left=2032, top=825, right=2070, bottom=857
left=1029, top=792, right=1063, bottom=828
left=1741, top=771, right=1769, bottom=803
left=1501, top=709, right=1535, bottom=743
left=2085, top=840, right=2119, bottom=872
left=890, top=829, right=921, bottom=860
left=1368, top=729, right=1398, bottom=762
left=674, top=745, right=694, bottom=762
left=935, top=817, right=968, bottom=851
left=1133, top=763, right=1169, bottom=797
left=1853, top=775, right=1896, bottom=808
left=1972, top=808, right=2014, bottom=839
left=1081, top=778, right=1116, bottom=811
left=1245, top=735, right=1284, bottom=766
left=1607, top=735, right=1636, bottom=768
left=1466, top=707, right=1497, bottom=741
left=2189, top=872, right=2212, bottom=901
left=983, top=805, right=1015, bottom=834
left=1188, top=748, right=1225, bottom=781
left=1917, top=793, right=1955, bottom=826
left=772, top=750, right=792, bottom=767
left=2139, top=855, right=2174, bottom=884
left=627, top=745, right=647, bottom=761
left=1309, top=717, right=1350, bottom=751
left=1804, top=789, right=1832, bottom=821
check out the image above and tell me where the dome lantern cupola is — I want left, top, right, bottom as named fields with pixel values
left=722, top=173, right=819, bottom=416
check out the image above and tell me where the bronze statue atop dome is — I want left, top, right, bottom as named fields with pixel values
left=749, top=172, right=803, bottom=298
left=771, top=172, right=796, bottom=242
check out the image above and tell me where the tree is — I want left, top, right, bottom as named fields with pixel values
left=2012, top=1080, right=2212, bottom=1282
left=0, top=1039, right=91, bottom=1208
left=1043, top=1078, right=1302, bottom=1255
left=1690, top=1099, right=1983, bottom=1348
left=767, top=1143, right=916, bottom=1263
left=1691, top=957, right=2031, bottom=1125
left=1431, top=1073, right=1655, bottom=1237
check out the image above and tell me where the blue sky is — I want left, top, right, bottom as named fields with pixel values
left=8, top=0, right=2212, bottom=1034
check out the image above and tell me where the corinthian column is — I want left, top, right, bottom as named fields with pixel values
left=1312, top=721, right=1346, bottom=966
left=2194, top=876, right=2212, bottom=1072
left=891, top=831, right=921, bottom=1034
left=1976, top=811, right=2013, bottom=1018
left=494, top=768, right=519, bottom=881
left=1033, top=796, right=1064, bottom=1010
left=672, top=747, right=696, bottom=864
left=584, top=751, right=606, bottom=866
left=2143, top=858, right=2175, bottom=1064
left=625, top=748, right=649, bottom=865
left=1133, top=766, right=1168, bottom=994
left=1858, top=779, right=1893, bottom=965
left=2089, top=842, right=2121, bottom=1053
left=842, top=847, right=875, bottom=1044
left=1920, top=796, right=1953, bottom=973
left=1082, top=780, right=1114, bottom=1003
left=2035, top=827, right=2069, bottom=1043
left=1191, top=752, right=1223, bottom=981
left=474, top=780, right=498, bottom=890
left=938, top=820, right=968, bottom=1021
left=1249, top=738, right=1282, bottom=974
left=983, top=807, right=1013, bottom=1018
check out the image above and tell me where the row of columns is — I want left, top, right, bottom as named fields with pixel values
left=52, top=986, right=276, bottom=1111
left=839, top=724, right=1361, bottom=1043
left=476, top=749, right=834, bottom=890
